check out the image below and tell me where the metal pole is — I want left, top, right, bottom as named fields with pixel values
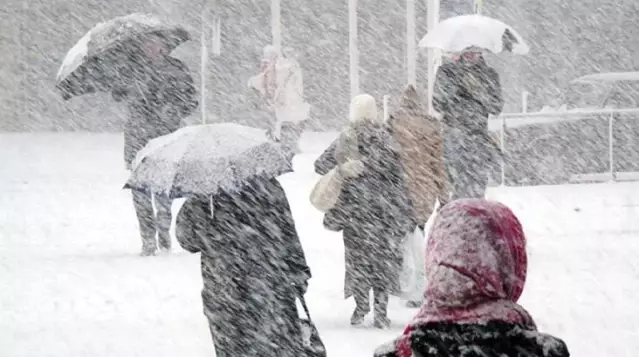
left=271, top=0, right=281, bottom=53
left=500, top=114, right=506, bottom=185
left=609, top=112, right=615, bottom=181
left=212, top=17, right=221, bottom=56
left=521, top=91, right=529, bottom=113
left=383, top=95, right=390, bottom=121
left=407, top=0, right=416, bottom=86
left=426, top=0, right=440, bottom=114
left=349, top=0, right=359, bottom=98
left=200, top=5, right=208, bottom=124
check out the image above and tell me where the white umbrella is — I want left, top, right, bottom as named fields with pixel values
left=125, top=123, right=293, bottom=198
left=56, top=13, right=190, bottom=100
left=419, top=14, right=529, bottom=55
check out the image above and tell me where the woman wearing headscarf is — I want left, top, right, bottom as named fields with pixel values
left=375, top=199, right=569, bottom=357
left=322, top=94, right=415, bottom=329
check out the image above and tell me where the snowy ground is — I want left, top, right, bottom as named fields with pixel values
left=2, top=132, right=639, bottom=357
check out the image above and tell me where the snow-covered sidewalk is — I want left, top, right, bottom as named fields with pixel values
left=1, top=132, right=638, bottom=357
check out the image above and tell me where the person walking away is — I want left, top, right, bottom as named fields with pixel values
left=112, top=34, right=198, bottom=256
left=433, top=47, right=503, bottom=199
left=386, top=85, right=448, bottom=308
left=323, top=94, right=415, bottom=329
left=175, top=176, right=312, bottom=356
left=249, top=46, right=310, bottom=144
left=374, top=199, right=570, bottom=357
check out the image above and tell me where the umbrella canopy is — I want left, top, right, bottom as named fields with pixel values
left=56, top=13, right=190, bottom=100
left=419, top=15, right=529, bottom=55
left=124, top=123, right=294, bottom=198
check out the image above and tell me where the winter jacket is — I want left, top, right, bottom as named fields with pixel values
left=374, top=321, right=570, bottom=357
left=323, top=121, right=415, bottom=297
left=175, top=177, right=310, bottom=357
left=387, top=85, right=449, bottom=224
left=114, top=56, right=198, bottom=165
left=433, top=58, right=503, bottom=134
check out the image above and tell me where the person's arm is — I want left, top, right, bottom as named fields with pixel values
left=483, top=68, right=504, bottom=116
left=266, top=180, right=312, bottom=290
left=314, top=140, right=339, bottom=175
left=433, top=66, right=454, bottom=115
left=175, top=199, right=207, bottom=253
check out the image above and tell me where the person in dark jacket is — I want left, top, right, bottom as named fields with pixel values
left=433, top=47, right=503, bottom=200
left=323, top=118, right=415, bottom=329
left=176, top=176, right=311, bottom=357
left=112, top=34, right=198, bottom=256
left=374, top=199, right=570, bottom=357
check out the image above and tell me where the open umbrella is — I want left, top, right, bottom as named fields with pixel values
left=56, top=13, right=190, bottom=100
left=419, top=14, right=529, bottom=55
left=124, top=123, right=293, bottom=198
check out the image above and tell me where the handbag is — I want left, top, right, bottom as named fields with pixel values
left=298, top=296, right=327, bottom=357
left=309, top=167, right=344, bottom=213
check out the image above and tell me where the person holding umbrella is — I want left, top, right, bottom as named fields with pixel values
left=56, top=14, right=198, bottom=256
left=123, top=123, right=320, bottom=356
left=433, top=46, right=503, bottom=200
left=112, top=34, right=198, bottom=256
left=420, top=15, right=528, bottom=199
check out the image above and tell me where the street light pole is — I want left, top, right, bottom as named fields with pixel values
left=426, top=0, right=440, bottom=114
left=271, top=0, right=281, bottom=53
left=407, top=0, right=416, bottom=86
left=200, top=1, right=208, bottom=124
left=348, top=0, right=359, bottom=98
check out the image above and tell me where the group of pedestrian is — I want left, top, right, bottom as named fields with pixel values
left=107, top=32, right=568, bottom=355
left=307, top=46, right=569, bottom=356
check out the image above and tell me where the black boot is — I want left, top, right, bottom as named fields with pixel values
left=351, top=288, right=370, bottom=326
left=373, top=289, right=390, bottom=329
left=158, top=232, right=171, bottom=252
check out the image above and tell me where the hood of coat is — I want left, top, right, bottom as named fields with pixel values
left=398, top=85, right=423, bottom=114
left=389, top=85, right=439, bottom=127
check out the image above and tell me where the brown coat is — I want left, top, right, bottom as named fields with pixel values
left=387, top=85, right=449, bottom=224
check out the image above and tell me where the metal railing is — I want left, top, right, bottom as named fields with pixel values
left=490, top=107, right=639, bottom=185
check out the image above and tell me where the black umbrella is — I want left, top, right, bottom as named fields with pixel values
left=56, top=13, right=190, bottom=100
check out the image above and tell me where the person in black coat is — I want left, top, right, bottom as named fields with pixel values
left=323, top=120, right=415, bottom=329
left=433, top=47, right=503, bottom=200
left=176, top=176, right=311, bottom=357
left=112, top=35, right=198, bottom=256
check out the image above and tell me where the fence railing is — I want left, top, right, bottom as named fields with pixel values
left=489, top=107, right=639, bottom=185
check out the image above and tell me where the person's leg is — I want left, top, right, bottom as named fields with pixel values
left=154, top=194, right=172, bottom=251
left=132, top=190, right=157, bottom=256
left=350, top=284, right=370, bottom=325
left=406, top=226, right=426, bottom=308
left=373, top=287, right=390, bottom=328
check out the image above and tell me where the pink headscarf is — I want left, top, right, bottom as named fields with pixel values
left=397, top=199, right=535, bottom=357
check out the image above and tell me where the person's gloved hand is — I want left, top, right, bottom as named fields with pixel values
left=338, top=159, right=364, bottom=178
left=293, top=280, right=309, bottom=297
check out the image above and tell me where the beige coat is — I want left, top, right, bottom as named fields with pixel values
left=387, top=85, right=449, bottom=224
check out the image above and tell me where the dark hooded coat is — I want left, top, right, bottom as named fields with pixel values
left=374, top=321, right=570, bottom=357
left=176, top=177, right=311, bottom=357
left=114, top=56, right=198, bottom=165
